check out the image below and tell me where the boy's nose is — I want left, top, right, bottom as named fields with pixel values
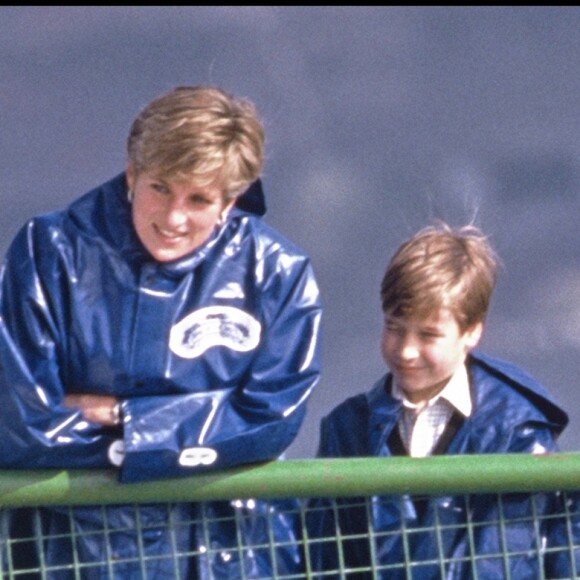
left=399, top=339, right=420, bottom=360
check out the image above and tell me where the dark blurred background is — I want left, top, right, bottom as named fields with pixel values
left=2, top=6, right=579, bottom=457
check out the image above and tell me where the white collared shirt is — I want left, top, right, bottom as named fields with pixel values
left=392, top=364, right=472, bottom=457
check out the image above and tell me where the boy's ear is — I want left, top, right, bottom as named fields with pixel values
left=465, top=321, right=483, bottom=349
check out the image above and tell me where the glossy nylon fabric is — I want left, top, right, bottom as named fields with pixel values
left=307, top=351, right=578, bottom=579
left=0, top=173, right=322, bottom=578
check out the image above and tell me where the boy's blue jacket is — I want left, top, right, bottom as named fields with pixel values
left=0, top=173, right=322, bottom=577
left=309, top=351, right=576, bottom=579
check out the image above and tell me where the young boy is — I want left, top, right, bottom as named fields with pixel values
left=308, top=221, right=572, bottom=579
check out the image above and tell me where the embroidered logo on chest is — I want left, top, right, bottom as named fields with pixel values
left=169, top=306, right=261, bottom=359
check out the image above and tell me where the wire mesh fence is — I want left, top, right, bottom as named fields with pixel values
left=0, top=453, right=579, bottom=579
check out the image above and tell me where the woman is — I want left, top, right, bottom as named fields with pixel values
left=0, top=86, right=322, bottom=577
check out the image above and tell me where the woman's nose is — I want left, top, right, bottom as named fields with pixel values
left=164, top=199, right=188, bottom=227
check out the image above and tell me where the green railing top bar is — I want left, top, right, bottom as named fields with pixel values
left=1, top=452, right=580, bottom=508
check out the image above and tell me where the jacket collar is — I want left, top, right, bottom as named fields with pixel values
left=79, top=173, right=267, bottom=275
left=468, top=350, right=569, bottom=433
left=366, top=375, right=402, bottom=455
left=234, top=179, right=266, bottom=216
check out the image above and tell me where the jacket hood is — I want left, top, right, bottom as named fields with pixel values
left=65, top=173, right=267, bottom=270
left=364, top=350, right=569, bottom=439
left=469, top=350, right=569, bottom=434
left=234, top=178, right=266, bottom=216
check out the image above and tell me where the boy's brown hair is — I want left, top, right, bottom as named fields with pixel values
left=380, top=221, right=499, bottom=331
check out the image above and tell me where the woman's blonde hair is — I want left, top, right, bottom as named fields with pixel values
left=380, top=221, right=500, bottom=331
left=127, top=86, right=265, bottom=198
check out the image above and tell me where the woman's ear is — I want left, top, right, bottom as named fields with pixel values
left=219, top=198, right=237, bottom=224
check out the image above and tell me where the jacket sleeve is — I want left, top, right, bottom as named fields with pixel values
left=507, top=413, right=580, bottom=578
left=0, top=222, right=116, bottom=468
left=120, top=252, right=322, bottom=483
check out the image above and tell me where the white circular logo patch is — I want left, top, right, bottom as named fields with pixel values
left=169, top=306, right=261, bottom=359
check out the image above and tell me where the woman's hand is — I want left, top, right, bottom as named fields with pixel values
left=64, top=394, right=121, bottom=427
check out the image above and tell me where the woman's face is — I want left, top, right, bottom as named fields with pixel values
left=127, top=166, right=234, bottom=262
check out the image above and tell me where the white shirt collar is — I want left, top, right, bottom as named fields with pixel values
left=392, top=363, right=472, bottom=417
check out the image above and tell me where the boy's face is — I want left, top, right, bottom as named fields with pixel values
left=381, top=307, right=482, bottom=404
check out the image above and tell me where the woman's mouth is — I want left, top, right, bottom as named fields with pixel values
left=154, top=225, right=187, bottom=241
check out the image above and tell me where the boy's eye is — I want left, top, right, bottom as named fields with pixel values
left=420, top=331, right=441, bottom=340
left=385, top=322, right=403, bottom=334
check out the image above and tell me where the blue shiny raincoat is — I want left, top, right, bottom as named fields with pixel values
left=0, top=173, right=322, bottom=578
left=308, top=351, right=578, bottom=579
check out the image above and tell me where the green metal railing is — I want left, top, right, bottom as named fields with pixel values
left=3, top=453, right=580, bottom=506
left=1, top=453, right=579, bottom=578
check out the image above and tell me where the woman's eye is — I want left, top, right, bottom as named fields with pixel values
left=152, top=183, right=169, bottom=194
left=189, top=195, right=212, bottom=206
